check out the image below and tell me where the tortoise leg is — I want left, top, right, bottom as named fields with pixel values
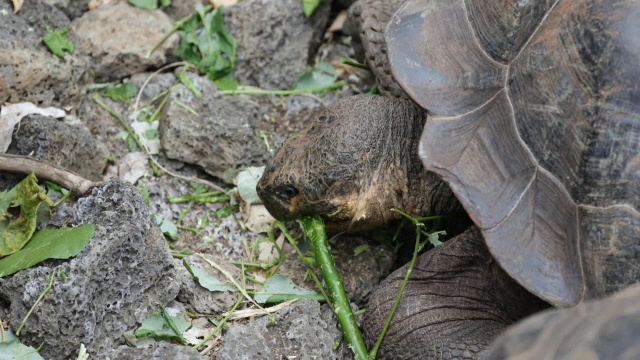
left=364, top=226, right=548, bottom=359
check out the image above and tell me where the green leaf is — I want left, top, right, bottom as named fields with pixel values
left=353, top=244, right=370, bottom=256
left=0, top=331, right=44, bottom=360
left=428, top=231, right=446, bottom=247
left=156, top=216, right=178, bottom=239
left=99, top=82, right=139, bottom=101
left=254, top=274, right=321, bottom=304
left=134, top=309, right=191, bottom=341
left=215, top=206, right=236, bottom=218
left=293, top=62, right=337, bottom=90
left=0, top=173, right=54, bottom=257
left=302, top=0, right=322, bottom=17
left=213, top=73, right=238, bottom=91
left=0, top=224, right=95, bottom=277
left=128, top=0, right=159, bottom=10
left=43, top=27, right=74, bottom=58
left=176, top=6, right=237, bottom=83
left=183, top=260, right=237, bottom=292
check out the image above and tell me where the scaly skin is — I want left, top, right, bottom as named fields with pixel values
left=344, top=0, right=410, bottom=98
left=257, top=95, right=461, bottom=234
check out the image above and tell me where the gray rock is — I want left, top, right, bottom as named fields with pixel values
left=225, top=0, right=331, bottom=90
left=0, top=1, right=86, bottom=107
left=163, top=0, right=207, bottom=20
left=70, top=2, right=179, bottom=81
left=217, top=300, right=353, bottom=360
left=129, top=72, right=177, bottom=104
left=0, top=181, right=180, bottom=359
left=8, top=114, right=108, bottom=181
left=6, top=0, right=71, bottom=37
left=41, top=0, right=92, bottom=20
left=278, top=233, right=394, bottom=305
left=160, top=72, right=267, bottom=178
left=103, top=343, right=207, bottom=360
left=176, top=254, right=240, bottom=314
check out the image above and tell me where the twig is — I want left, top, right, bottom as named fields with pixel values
left=0, top=317, right=5, bottom=343
left=133, top=62, right=187, bottom=113
left=148, top=156, right=226, bottom=192
left=0, top=154, right=98, bottom=195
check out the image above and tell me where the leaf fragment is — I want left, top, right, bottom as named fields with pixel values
left=0, top=224, right=95, bottom=277
left=43, top=27, right=74, bottom=58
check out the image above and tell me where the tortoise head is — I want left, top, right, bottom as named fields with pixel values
left=257, top=95, right=426, bottom=233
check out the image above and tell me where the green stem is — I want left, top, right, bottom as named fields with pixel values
left=16, top=270, right=57, bottom=336
left=219, top=81, right=347, bottom=96
left=340, top=57, right=370, bottom=70
left=92, top=95, right=144, bottom=151
left=276, top=222, right=332, bottom=309
left=368, top=224, right=421, bottom=359
left=193, top=296, right=243, bottom=350
left=299, top=216, right=368, bottom=360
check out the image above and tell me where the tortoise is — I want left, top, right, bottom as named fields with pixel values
left=257, top=0, right=640, bottom=357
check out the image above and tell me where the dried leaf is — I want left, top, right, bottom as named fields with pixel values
left=11, top=0, right=24, bottom=13
left=210, top=0, right=238, bottom=8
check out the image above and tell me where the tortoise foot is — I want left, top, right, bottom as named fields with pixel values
left=364, top=226, right=548, bottom=359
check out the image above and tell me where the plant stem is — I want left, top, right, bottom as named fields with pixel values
left=193, top=296, right=243, bottom=350
left=16, top=270, right=57, bottom=336
left=368, top=224, right=421, bottom=359
left=92, top=95, right=144, bottom=151
left=299, top=216, right=368, bottom=360
left=219, top=81, right=347, bottom=96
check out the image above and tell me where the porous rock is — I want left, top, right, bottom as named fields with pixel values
left=160, top=72, right=267, bottom=178
left=104, top=342, right=207, bottom=360
left=8, top=114, right=108, bottom=180
left=225, top=0, right=331, bottom=90
left=217, top=300, right=352, bottom=360
left=0, top=181, right=180, bottom=359
left=40, top=0, right=92, bottom=20
left=175, top=254, right=240, bottom=314
left=70, top=1, right=178, bottom=81
left=0, top=0, right=86, bottom=106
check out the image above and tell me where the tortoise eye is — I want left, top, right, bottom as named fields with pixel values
left=276, top=185, right=299, bottom=200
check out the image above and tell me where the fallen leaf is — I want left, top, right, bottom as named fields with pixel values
left=243, top=204, right=276, bottom=234
left=0, top=103, right=65, bottom=153
left=0, top=331, right=44, bottom=360
left=117, top=151, right=148, bottom=184
left=0, top=174, right=54, bottom=257
left=235, top=166, right=264, bottom=205
left=254, top=274, right=321, bottom=304
left=134, top=308, right=191, bottom=342
left=0, top=224, right=95, bottom=277
left=210, top=0, right=238, bottom=8
left=10, top=0, right=24, bottom=13
left=328, top=10, right=347, bottom=32
left=293, top=62, right=338, bottom=91
left=183, top=260, right=237, bottom=292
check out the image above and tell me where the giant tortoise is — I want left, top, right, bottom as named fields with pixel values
left=257, top=0, right=640, bottom=358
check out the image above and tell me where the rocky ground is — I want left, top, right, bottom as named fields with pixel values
left=0, top=0, right=394, bottom=359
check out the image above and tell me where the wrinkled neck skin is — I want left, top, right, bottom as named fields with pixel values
left=257, top=95, right=462, bottom=234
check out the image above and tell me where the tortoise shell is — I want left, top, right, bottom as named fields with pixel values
left=386, top=0, right=640, bottom=306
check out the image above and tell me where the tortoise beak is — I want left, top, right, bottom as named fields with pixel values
left=256, top=176, right=296, bottom=221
